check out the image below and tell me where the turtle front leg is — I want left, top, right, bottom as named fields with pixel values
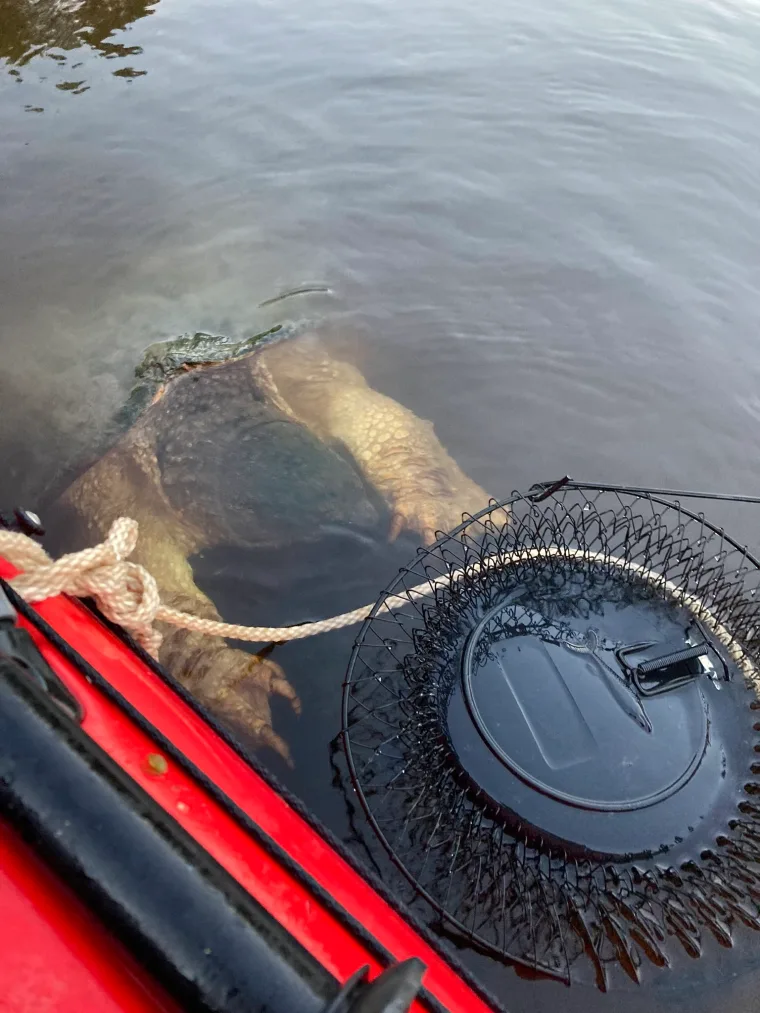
left=321, top=380, right=497, bottom=544
left=158, top=609, right=300, bottom=765
left=58, top=445, right=300, bottom=763
left=263, top=338, right=503, bottom=545
left=117, top=537, right=302, bottom=764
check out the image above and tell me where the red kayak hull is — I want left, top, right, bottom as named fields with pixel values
left=0, top=557, right=496, bottom=1013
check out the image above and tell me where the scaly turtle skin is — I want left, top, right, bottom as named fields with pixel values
left=56, top=328, right=499, bottom=763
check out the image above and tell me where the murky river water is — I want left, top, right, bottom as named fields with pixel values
left=3, top=0, right=760, bottom=1009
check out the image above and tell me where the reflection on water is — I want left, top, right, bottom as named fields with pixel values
left=0, top=0, right=158, bottom=96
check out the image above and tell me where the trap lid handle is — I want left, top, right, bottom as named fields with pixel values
left=635, top=642, right=709, bottom=675
left=616, top=638, right=709, bottom=697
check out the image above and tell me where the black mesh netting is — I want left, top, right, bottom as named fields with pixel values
left=342, top=485, right=760, bottom=988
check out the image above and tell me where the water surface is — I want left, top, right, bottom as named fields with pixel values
left=2, top=0, right=760, bottom=1008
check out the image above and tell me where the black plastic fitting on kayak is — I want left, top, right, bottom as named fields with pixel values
left=324, top=960, right=427, bottom=1013
left=0, top=652, right=340, bottom=1013
left=0, top=587, right=83, bottom=723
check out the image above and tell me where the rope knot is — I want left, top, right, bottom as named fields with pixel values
left=0, top=514, right=393, bottom=651
left=2, top=517, right=163, bottom=657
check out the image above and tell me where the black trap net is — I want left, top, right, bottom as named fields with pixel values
left=342, top=483, right=760, bottom=990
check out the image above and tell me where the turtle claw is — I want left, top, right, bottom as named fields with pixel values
left=388, top=512, right=406, bottom=543
left=387, top=481, right=506, bottom=547
left=248, top=655, right=302, bottom=716
left=256, top=722, right=295, bottom=767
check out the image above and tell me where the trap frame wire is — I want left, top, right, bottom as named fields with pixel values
left=342, top=479, right=760, bottom=989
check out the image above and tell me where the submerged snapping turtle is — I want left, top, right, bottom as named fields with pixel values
left=57, top=328, right=496, bottom=760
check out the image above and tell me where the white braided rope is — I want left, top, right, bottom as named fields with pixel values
left=0, top=519, right=756, bottom=685
left=0, top=519, right=163, bottom=656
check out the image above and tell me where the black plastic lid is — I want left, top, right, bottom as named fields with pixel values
left=447, top=582, right=745, bottom=857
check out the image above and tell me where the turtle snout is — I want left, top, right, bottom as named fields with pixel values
left=318, top=491, right=383, bottom=547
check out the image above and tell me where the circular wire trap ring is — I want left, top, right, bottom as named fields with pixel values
left=342, top=486, right=760, bottom=989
